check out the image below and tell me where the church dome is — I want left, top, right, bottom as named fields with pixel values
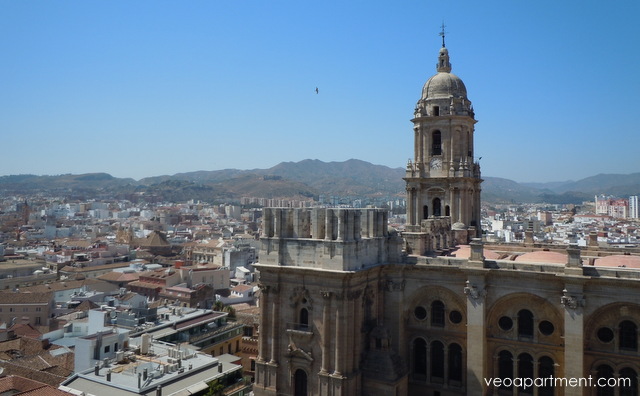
left=421, top=47, right=467, bottom=101
left=421, top=72, right=467, bottom=100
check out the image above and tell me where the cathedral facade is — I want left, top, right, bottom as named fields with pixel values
left=253, top=44, right=640, bottom=396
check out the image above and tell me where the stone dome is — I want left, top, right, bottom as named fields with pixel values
left=420, top=46, right=468, bottom=101
left=421, top=72, right=467, bottom=100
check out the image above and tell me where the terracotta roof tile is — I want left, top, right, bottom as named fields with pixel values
left=448, top=245, right=502, bottom=260
left=594, top=255, right=640, bottom=268
left=0, top=292, right=52, bottom=305
left=514, top=251, right=567, bottom=264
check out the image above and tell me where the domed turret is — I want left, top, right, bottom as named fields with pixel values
left=415, top=46, right=473, bottom=118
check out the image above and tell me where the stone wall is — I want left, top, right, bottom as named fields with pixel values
left=260, top=208, right=402, bottom=271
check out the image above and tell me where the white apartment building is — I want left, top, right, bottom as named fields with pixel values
left=630, top=195, right=639, bottom=219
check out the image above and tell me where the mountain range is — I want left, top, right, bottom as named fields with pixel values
left=1, top=159, right=638, bottom=204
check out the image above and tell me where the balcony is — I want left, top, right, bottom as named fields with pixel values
left=286, top=322, right=313, bottom=334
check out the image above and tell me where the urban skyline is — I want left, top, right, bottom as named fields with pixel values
left=2, top=0, right=639, bottom=183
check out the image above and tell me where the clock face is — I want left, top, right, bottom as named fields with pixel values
left=430, top=158, right=442, bottom=170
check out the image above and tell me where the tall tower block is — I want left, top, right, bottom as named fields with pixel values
left=404, top=43, right=482, bottom=255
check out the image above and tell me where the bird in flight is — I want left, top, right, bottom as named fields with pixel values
left=315, top=87, right=319, bottom=94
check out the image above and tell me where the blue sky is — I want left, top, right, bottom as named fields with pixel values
left=1, top=1, right=639, bottom=183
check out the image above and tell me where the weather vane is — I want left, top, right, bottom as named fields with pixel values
left=439, top=21, right=447, bottom=48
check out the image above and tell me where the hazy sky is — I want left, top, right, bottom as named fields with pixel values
left=2, top=1, right=639, bottom=183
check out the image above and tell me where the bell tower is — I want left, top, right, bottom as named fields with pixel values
left=404, top=34, right=482, bottom=254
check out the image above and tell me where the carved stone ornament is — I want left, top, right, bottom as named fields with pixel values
left=347, top=289, right=363, bottom=301
left=384, top=279, right=406, bottom=292
left=287, top=343, right=313, bottom=362
left=560, top=289, right=585, bottom=309
left=290, top=286, right=313, bottom=309
left=463, top=280, right=486, bottom=300
left=320, top=290, right=332, bottom=300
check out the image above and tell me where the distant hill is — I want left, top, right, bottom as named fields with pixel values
left=0, top=173, right=138, bottom=192
left=520, top=173, right=640, bottom=202
left=132, top=159, right=406, bottom=202
left=2, top=162, right=640, bottom=204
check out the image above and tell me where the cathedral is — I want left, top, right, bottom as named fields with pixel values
left=252, top=40, right=640, bottom=396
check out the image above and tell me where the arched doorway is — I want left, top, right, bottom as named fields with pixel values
left=433, top=198, right=441, bottom=217
left=294, top=369, right=308, bottom=396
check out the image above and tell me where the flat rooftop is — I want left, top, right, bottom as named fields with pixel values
left=60, top=339, right=241, bottom=396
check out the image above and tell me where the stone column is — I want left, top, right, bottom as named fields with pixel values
left=465, top=275, right=487, bottom=395
left=513, top=357, right=519, bottom=396
left=273, top=208, right=281, bottom=238
left=263, top=208, right=273, bottom=238
left=354, top=210, right=361, bottom=240
left=314, top=209, right=326, bottom=239
left=320, top=291, right=332, bottom=374
left=325, top=209, right=333, bottom=240
left=345, top=290, right=362, bottom=374
left=337, top=210, right=344, bottom=241
left=491, top=354, right=500, bottom=396
left=422, top=129, right=428, bottom=166
left=352, top=291, right=361, bottom=373
left=406, top=189, right=414, bottom=226
left=333, top=295, right=344, bottom=377
left=464, top=189, right=471, bottom=226
left=258, top=288, right=269, bottom=362
left=457, top=189, right=463, bottom=225
left=377, top=210, right=384, bottom=237
left=562, top=283, right=585, bottom=396
left=270, top=289, right=280, bottom=364
left=475, top=189, right=482, bottom=237
left=414, top=127, right=420, bottom=164
left=382, top=211, right=388, bottom=237
left=426, top=343, right=432, bottom=383
left=412, top=188, right=418, bottom=226
left=416, top=188, right=422, bottom=224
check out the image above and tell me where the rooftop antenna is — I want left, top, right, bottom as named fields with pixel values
left=439, top=21, right=447, bottom=48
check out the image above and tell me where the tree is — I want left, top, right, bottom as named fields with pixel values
left=204, top=379, right=224, bottom=396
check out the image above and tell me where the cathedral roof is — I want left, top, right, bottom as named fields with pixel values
left=449, top=245, right=501, bottom=260
left=514, top=251, right=567, bottom=265
left=593, top=255, right=640, bottom=268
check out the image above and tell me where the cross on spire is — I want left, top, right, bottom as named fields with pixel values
left=439, top=22, right=447, bottom=48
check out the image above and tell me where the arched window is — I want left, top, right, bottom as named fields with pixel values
left=538, top=356, right=555, bottom=396
left=432, top=131, right=442, bottom=155
left=433, top=198, right=442, bottom=217
left=423, top=205, right=429, bottom=219
left=448, top=343, right=463, bottom=382
left=620, top=320, right=638, bottom=351
left=619, top=367, right=638, bottom=396
left=596, top=365, right=615, bottom=396
left=518, top=309, right=534, bottom=338
left=445, top=205, right=450, bottom=217
left=497, top=350, right=513, bottom=390
left=518, top=353, right=534, bottom=394
left=412, top=338, right=427, bottom=378
left=299, top=308, right=309, bottom=330
left=294, top=369, right=308, bottom=396
left=430, top=341, right=444, bottom=381
left=431, top=300, right=445, bottom=327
